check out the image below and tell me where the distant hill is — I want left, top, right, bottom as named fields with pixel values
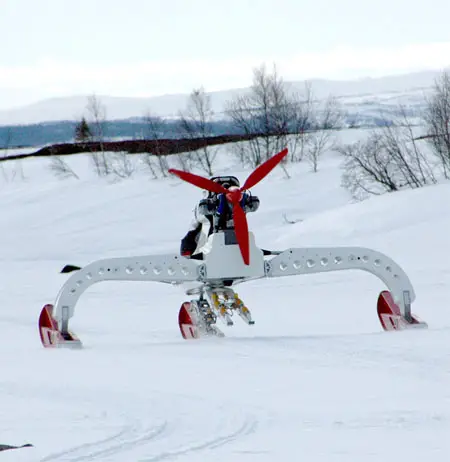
left=0, top=70, right=440, bottom=126
left=0, top=70, right=442, bottom=148
left=0, top=119, right=242, bottom=149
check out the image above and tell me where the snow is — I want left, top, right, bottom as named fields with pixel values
left=1, top=140, right=450, bottom=461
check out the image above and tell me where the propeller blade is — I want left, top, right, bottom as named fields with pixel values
left=242, top=148, right=288, bottom=190
left=169, top=169, right=228, bottom=194
left=232, top=203, right=250, bottom=265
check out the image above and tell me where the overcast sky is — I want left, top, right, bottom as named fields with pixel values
left=1, top=0, right=449, bottom=109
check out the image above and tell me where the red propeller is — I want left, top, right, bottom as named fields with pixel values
left=169, top=148, right=288, bottom=265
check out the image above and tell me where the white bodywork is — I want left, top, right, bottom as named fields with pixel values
left=266, top=246, right=415, bottom=315
left=51, top=232, right=415, bottom=333
left=201, top=232, right=265, bottom=280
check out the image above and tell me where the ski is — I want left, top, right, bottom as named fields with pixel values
left=178, top=301, right=224, bottom=339
left=38, top=304, right=82, bottom=348
left=377, top=291, right=427, bottom=331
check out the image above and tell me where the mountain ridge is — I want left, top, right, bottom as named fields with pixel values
left=0, top=69, right=443, bottom=126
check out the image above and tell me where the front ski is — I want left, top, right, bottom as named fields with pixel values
left=178, top=302, right=224, bottom=339
left=377, top=291, right=427, bottom=331
left=178, top=302, right=201, bottom=339
left=38, top=304, right=82, bottom=348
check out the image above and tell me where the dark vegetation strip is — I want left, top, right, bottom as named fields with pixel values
left=0, top=134, right=261, bottom=162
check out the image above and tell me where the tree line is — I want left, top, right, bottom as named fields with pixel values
left=65, top=64, right=342, bottom=179
left=3, top=63, right=450, bottom=202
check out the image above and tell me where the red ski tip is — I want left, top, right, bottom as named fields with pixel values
left=178, top=302, right=200, bottom=339
left=38, top=304, right=82, bottom=348
left=377, top=291, right=427, bottom=331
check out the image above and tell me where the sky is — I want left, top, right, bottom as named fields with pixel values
left=1, top=0, right=450, bottom=109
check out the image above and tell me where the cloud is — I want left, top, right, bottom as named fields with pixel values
left=0, top=42, right=449, bottom=104
left=279, top=42, right=450, bottom=79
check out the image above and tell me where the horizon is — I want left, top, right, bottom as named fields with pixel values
left=1, top=0, right=450, bottom=110
left=0, top=67, right=446, bottom=114
left=0, top=65, right=443, bottom=128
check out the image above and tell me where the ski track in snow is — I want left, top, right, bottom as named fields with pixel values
left=38, top=389, right=259, bottom=462
left=40, top=421, right=168, bottom=462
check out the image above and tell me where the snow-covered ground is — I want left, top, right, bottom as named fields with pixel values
left=1, top=143, right=450, bottom=461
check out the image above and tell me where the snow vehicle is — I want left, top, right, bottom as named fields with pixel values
left=38, top=148, right=427, bottom=348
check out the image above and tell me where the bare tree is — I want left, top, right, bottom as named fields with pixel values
left=48, top=155, right=80, bottom=180
left=86, top=94, right=111, bottom=176
left=339, top=111, right=436, bottom=200
left=0, top=128, right=24, bottom=182
left=307, top=95, right=343, bottom=172
left=226, top=64, right=330, bottom=173
left=178, top=87, right=216, bottom=175
left=226, top=64, right=290, bottom=168
left=339, top=133, right=402, bottom=199
left=0, top=128, right=12, bottom=181
left=141, top=112, right=170, bottom=177
left=285, top=82, right=314, bottom=163
left=110, top=151, right=137, bottom=179
left=423, top=71, right=450, bottom=178
left=383, top=107, right=436, bottom=187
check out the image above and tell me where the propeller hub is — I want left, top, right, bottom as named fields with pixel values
left=225, top=187, right=242, bottom=204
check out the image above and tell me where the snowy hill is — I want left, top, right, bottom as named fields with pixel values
left=1, top=144, right=450, bottom=461
left=0, top=70, right=440, bottom=126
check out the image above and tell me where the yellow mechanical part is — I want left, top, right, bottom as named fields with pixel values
left=212, top=292, right=228, bottom=316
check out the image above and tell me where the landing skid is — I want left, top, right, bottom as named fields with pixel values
left=377, top=291, right=427, bottom=331
left=177, top=284, right=255, bottom=340
left=178, top=301, right=225, bottom=339
left=39, top=304, right=82, bottom=348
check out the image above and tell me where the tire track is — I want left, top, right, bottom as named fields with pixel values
left=41, top=420, right=168, bottom=462
left=142, top=414, right=258, bottom=461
